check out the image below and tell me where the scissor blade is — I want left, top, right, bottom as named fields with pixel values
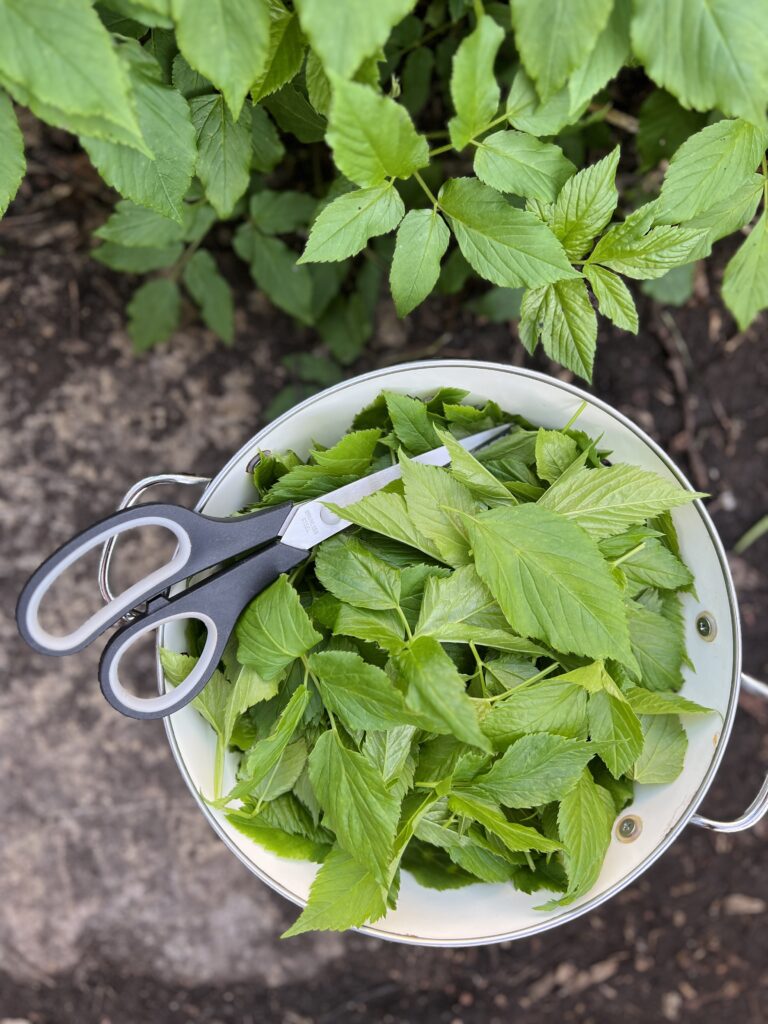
left=278, top=422, right=509, bottom=550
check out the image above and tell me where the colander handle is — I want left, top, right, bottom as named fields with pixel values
left=691, top=673, right=768, bottom=833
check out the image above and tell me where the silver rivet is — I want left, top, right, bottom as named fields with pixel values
left=246, top=450, right=271, bottom=474
left=616, top=815, right=642, bottom=843
left=696, top=612, right=717, bottom=642
left=320, top=507, right=341, bottom=526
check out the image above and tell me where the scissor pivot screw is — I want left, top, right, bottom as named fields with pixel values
left=320, top=507, right=341, bottom=526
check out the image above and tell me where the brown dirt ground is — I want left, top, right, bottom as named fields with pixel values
left=1, top=124, right=766, bottom=1024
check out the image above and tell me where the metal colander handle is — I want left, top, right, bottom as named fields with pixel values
left=692, top=673, right=768, bottom=833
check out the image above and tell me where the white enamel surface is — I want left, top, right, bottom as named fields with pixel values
left=159, top=362, right=740, bottom=946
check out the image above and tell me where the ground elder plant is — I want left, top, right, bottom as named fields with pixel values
left=2, top=1, right=767, bottom=390
left=160, top=388, right=716, bottom=935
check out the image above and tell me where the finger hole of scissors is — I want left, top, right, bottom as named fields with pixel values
left=101, top=611, right=219, bottom=719
left=24, top=515, right=192, bottom=654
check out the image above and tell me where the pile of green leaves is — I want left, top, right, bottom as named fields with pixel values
left=160, top=387, right=715, bottom=936
left=1, top=3, right=768, bottom=390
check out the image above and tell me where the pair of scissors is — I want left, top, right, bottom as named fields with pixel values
left=16, top=425, right=508, bottom=721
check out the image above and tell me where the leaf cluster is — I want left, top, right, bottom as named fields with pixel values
left=160, top=387, right=714, bottom=935
left=1, top=1, right=767, bottom=376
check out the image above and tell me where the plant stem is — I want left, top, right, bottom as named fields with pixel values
left=428, top=143, right=454, bottom=158
left=483, top=661, right=560, bottom=702
left=414, top=169, right=440, bottom=208
left=611, top=541, right=646, bottom=568
left=763, top=155, right=768, bottom=222
left=213, top=736, right=225, bottom=799
left=396, top=604, right=413, bottom=641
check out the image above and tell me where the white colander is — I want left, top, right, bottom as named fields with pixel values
left=123, top=361, right=766, bottom=946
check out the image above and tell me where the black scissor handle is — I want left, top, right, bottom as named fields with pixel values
left=99, top=541, right=308, bottom=719
left=16, top=501, right=293, bottom=657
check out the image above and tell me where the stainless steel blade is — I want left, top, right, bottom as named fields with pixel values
left=278, top=422, right=510, bottom=550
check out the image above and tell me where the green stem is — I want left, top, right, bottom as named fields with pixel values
left=483, top=661, right=560, bottom=702
left=563, top=400, right=588, bottom=431
left=428, top=143, right=454, bottom=158
left=396, top=604, right=413, bottom=641
left=213, top=735, right=226, bottom=799
left=611, top=541, right=646, bottom=568
left=414, top=169, right=440, bottom=208
left=762, top=155, right=768, bottom=222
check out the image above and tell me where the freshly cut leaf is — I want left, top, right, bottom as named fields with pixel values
left=551, top=661, right=626, bottom=701
left=0, top=0, right=144, bottom=149
left=390, top=209, right=450, bottom=316
left=415, top=817, right=519, bottom=884
left=465, top=734, right=593, bottom=808
left=535, top=429, right=580, bottom=484
left=327, top=76, right=428, bottom=186
left=481, top=681, right=589, bottom=746
left=436, top=427, right=514, bottom=505
left=0, top=90, right=24, bottom=215
left=548, top=769, right=614, bottom=905
left=182, top=249, right=235, bottom=343
left=464, top=503, right=634, bottom=665
left=308, top=650, right=415, bottom=730
left=722, top=214, right=768, bottom=331
left=415, top=565, right=546, bottom=654
left=447, top=14, right=504, bottom=150
left=247, top=739, right=307, bottom=802
left=474, top=131, right=575, bottom=203
left=227, top=810, right=330, bottom=863
left=393, top=636, right=491, bottom=751
left=448, top=794, right=560, bottom=852
left=583, top=265, right=638, bottom=333
left=612, top=538, right=694, bottom=591
left=126, top=278, right=180, bottom=350
left=250, top=2, right=305, bottom=103
left=294, top=0, right=414, bottom=78
left=171, top=0, right=270, bottom=118
left=588, top=691, right=643, bottom=778
left=237, top=575, right=321, bottom=679
left=333, top=603, right=406, bottom=654
left=300, top=184, right=404, bottom=263
left=310, top=429, right=382, bottom=474
left=399, top=454, right=478, bottom=566
left=325, top=491, right=442, bottom=561
left=625, top=599, right=685, bottom=692
left=519, top=278, right=598, bottom=381
left=551, top=147, right=620, bottom=261
left=631, top=0, right=768, bottom=126
left=384, top=391, right=440, bottom=453
left=228, top=686, right=311, bottom=799
left=94, top=200, right=186, bottom=248
left=190, top=94, right=252, bottom=217
left=315, top=534, right=400, bottom=610
left=363, top=725, right=417, bottom=796
left=82, top=46, right=196, bottom=223
left=308, top=729, right=401, bottom=884
left=538, top=463, right=702, bottom=538
left=509, top=0, right=613, bottom=100
left=655, top=119, right=766, bottom=223
left=439, top=178, right=578, bottom=289
left=624, top=687, right=713, bottom=717
left=631, top=714, right=688, bottom=783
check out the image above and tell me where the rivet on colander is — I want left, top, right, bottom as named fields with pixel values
left=696, top=612, right=717, bottom=642
left=616, top=815, right=642, bottom=843
left=246, top=450, right=270, bottom=474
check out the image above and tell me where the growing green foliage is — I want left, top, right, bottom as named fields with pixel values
left=1, top=0, right=767, bottom=369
